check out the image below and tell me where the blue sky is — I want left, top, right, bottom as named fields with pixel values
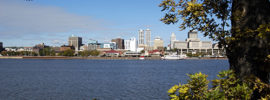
left=0, top=0, right=211, bottom=47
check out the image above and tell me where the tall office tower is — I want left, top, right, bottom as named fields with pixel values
left=145, top=28, right=151, bottom=47
left=111, top=38, right=124, bottom=49
left=170, top=32, right=176, bottom=49
left=0, top=42, right=3, bottom=52
left=68, top=36, right=82, bottom=51
left=138, top=29, right=144, bottom=45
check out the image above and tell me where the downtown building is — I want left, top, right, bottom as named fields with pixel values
left=99, top=42, right=117, bottom=50
left=0, top=42, right=3, bottom=52
left=138, top=29, right=144, bottom=47
left=145, top=28, right=151, bottom=47
left=111, top=38, right=124, bottom=49
left=137, top=28, right=152, bottom=51
left=124, top=37, right=137, bottom=52
left=68, top=36, right=82, bottom=51
left=87, top=43, right=101, bottom=51
left=153, top=36, right=164, bottom=50
left=170, top=32, right=176, bottom=49
left=171, top=31, right=224, bottom=56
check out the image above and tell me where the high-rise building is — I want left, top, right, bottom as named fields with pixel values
left=170, top=32, right=176, bottom=49
left=68, top=36, right=82, bottom=51
left=111, top=38, right=124, bottom=49
left=124, top=40, right=130, bottom=50
left=138, top=29, right=144, bottom=45
left=124, top=37, right=137, bottom=52
left=153, top=37, right=164, bottom=50
left=130, top=37, right=137, bottom=52
left=145, top=28, right=151, bottom=47
left=0, top=42, right=3, bottom=52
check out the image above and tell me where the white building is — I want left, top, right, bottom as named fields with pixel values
left=124, top=40, right=130, bottom=50
left=169, top=31, right=225, bottom=55
left=201, top=41, right=212, bottom=49
left=125, top=37, right=137, bottom=52
left=186, top=31, right=212, bottom=49
left=174, top=41, right=188, bottom=49
left=170, top=32, right=177, bottom=49
left=171, top=31, right=212, bottom=50
left=130, top=37, right=137, bottom=52
left=145, top=28, right=151, bottom=47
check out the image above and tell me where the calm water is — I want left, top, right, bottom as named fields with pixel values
left=0, top=59, right=229, bottom=100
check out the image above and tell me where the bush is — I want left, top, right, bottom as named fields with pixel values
left=168, top=70, right=270, bottom=100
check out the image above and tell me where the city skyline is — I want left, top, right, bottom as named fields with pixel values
left=0, top=0, right=211, bottom=47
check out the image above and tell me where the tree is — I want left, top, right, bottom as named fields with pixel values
left=78, top=51, right=90, bottom=57
left=160, top=0, right=270, bottom=98
left=59, top=49, right=74, bottom=56
left=89, top=50, right=100, bottom=56
left=160, top=0, right=270, bottom=83
left=78, top=50, right=100, bottom=57
left=140, top=50, right=145, bottom=54
left=39, top=47, right=56, bottom=56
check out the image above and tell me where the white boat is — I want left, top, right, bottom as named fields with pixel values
left=162, top=55, right=186, bottom=60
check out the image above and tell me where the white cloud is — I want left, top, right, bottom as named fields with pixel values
left=0, top=0, right=108, bottom=38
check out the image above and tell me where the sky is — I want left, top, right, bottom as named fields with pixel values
left=0, top=0, right=212, bottom=47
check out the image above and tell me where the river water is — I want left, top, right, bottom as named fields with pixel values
left=0, top=59, right=229, bottom=100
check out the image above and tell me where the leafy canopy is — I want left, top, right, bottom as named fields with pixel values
left=160, top=0, right=270, bottom=45
left=159, top=0, right=231, bottom=45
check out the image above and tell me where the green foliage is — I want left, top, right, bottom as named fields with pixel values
left=211, top=70, right=252, bottom=99
left=161, top=0, right=270, bottom=98
left=59, top=49, right=74, bottom=56
left=171, top=48, right=177, bottom=52
left=140, top=50, right=145, bottom=53
left=168, top=70, right=270, bottom=100
left=1, top=51, right=38, bottom=56
left=89, top=50, right=100, bottom=56
left=78, top=50, right=90, bottom=57
left=160, top=0, right=231, bottom=44
left=168, top=72, right=209, bottom=100
left=39, top=47, right=55, bottom=56
left=186, top=52, right=208, bottom=57
left=78, top=50, right=100, bottom=57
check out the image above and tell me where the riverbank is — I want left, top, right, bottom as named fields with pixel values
left=0, top=56, right=227, bottom=60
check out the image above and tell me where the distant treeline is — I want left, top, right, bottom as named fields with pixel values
left=1, top=47, right=100, bottom=57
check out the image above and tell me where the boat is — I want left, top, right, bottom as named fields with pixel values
left=161, top=55, right=186, bottom=60
left=139, top=56, right=145, bottom=60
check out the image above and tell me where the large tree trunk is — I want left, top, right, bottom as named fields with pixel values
left=229, top=0, right=270, bottom=83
